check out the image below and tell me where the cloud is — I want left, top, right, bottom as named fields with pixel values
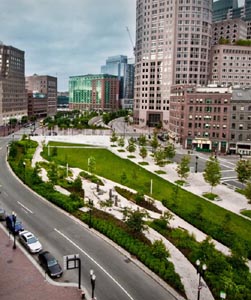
left=0, top=0, right=136, bottom=90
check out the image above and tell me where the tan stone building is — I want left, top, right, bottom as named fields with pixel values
left=26, top=74, right=57, bottom=116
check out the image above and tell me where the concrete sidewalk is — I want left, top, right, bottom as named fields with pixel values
left=0, top=224, right=83, bottom=300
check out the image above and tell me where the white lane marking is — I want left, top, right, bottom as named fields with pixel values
left=17, top=201, right=33, bottom=214
left=55, top=228, right=134, bottom=300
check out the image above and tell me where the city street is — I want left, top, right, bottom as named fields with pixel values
left=0, top=135, right=180, bottom=300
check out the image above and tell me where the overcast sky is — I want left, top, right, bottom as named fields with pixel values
left=0, top=0, right=136, bottom=91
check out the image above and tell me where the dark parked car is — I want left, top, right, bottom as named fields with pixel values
left=0, top=208, right=6, bottom=221
left=38, top=251, right=63, bottom=278
left=6, top=215, right=24, bottom=235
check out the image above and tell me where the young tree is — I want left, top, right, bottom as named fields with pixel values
left=244, top=181, right=251, bottom=203
left=151, top=240, right=170, bottom=259
left=176, top=155, right=191, bottom=181
left=123, top=208, right=148, bottom=235
left=138, top=134, right=147, bottom=146
left=203, top=156, right=221, bottom=193
left=72, top=176, right=83, bottom=192
left=110, top=131, right=118, bottom=145
left=47, top=162, right=58, bottom=185
left=127, top=139, right=136, bottom=153
left=150, top=134, right=159, bottom=153
left=164, top=142, right=176, bottom=161
left=88, top=156, right=96, bottom=174
left=235, top=159, right=251, bottom=188
left=139, top=146, right=148, bottom=161
left=154, top=148, right=166, bottom=168
left=118, top=136, right=125, bottom=148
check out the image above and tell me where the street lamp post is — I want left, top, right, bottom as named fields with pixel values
left=196, top=259, right=207, bottom=300
left=90, top=269, right=96, bottom=300
left=12, top=211, right=17, bottom=249
left=89, top=198, right=93, bottom=228
left=195, top=156, right=199, bottom=173
left=23, top=162, right=26, bottom=183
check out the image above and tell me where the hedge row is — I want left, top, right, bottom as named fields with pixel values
left=151, top=219, right=251, bottom=300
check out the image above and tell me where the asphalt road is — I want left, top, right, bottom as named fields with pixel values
left=0, top=136, right=178, bottom=300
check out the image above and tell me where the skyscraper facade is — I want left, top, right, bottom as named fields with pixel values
left=133, top=0, right=212, bottom=129
left=101, top=55, right=134, bottom=100
left=0, top=43, right=27, bottom=127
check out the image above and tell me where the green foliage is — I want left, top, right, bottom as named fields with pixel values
left=40, top=142, right=251, bottom=259
left=150, top=134, right=159, bottom=152
left=235, top=39, right=251, bottom=46
left=203, top=156, right=221, bottom=192
left=79, top=171, right=103, bottom=186
left=151, top=240, right=169, bottom=259
left=139, top=146, right=147, bottom=160
left=88, top=156, right=96, bottom=174
left=164, top=143, right=176, bottom=160
left=138, top=134, right=147, bottom=146
left=118, top=136, right=125, bottom=148
left=176, top=155, right=191, bottom=180
left=123, top=208, right=148, bottom=235
left=235, top=159, right=251, bottom=186
left=47, top=162, right=58, bottom=185
left=76, top=210, right=185, bottom=296
left=219, top=37, right=230, bottom=45
left=72, top=176, right=83, bottom=192
left=202, top=192, right=219, bottom=200
left=244, top=181, right=251, bottom=203
left=126, top=139, right=136, bottom=153
left=110, top=131, right=118, bottom=145
left=154, top=148, right=166, bottom=168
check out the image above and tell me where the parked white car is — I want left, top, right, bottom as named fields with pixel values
left=19, top=230, right=42, bottom=253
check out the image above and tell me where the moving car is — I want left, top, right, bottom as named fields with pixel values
left=19, top=230, right=42, bottom=253
left=6, top=215, right=24, bottom=235
left=38, top=251, right=63, bottom=278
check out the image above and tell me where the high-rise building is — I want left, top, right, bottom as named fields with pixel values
left=212, top=19, right=247, bottom=45
left=26, top=74, right=57, bottom=116
left=69, top=74, right=119, bottom=112
left=133, top=0, right=212, bottom=129
left=212, top=0, right=239, bottom=22
left=212, top=0, right=251, bottom=39
left=209, top=44, right=251, bottom=87
left=101, top=55, right=134, bottom=101
left=0, top=43, right=27, bottom=127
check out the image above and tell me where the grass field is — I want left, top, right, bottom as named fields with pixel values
left=43, top=141, right=251, bottom=257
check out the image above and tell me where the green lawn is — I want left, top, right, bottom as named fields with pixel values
left=43, top=142, right=251, bottom=257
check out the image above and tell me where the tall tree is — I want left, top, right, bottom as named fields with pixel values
left=203, top=156, right=221, bottom=193
left=176, top=155, right=191, bottom=181
left=235, top=159, right=251, bottom=188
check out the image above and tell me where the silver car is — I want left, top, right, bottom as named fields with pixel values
left=19, top=230, right=42, bottom=253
